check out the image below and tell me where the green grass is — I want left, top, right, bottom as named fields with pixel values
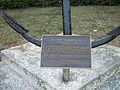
left=0, top=6, right=120, bottom=50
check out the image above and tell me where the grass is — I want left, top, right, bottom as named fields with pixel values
left=0, top=6, right=120, bottom=50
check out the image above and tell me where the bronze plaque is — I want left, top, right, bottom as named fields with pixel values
left=41, top=36, right=91, bottom=68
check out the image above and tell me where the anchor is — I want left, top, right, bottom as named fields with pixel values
left=1, top=0, right=120, bottom=82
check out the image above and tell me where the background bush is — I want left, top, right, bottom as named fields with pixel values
left=0, top=0, right=120, bottom=9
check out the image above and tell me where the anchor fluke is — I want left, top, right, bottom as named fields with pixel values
left=92, top=26, right=120, bottom=48
left=1, top=10, right=41, bottom=47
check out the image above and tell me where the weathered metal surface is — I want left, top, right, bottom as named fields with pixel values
left=41, top=36, right=91, bottom=68
left=92, top=26, right=120, bottom=48
left=62, top=69, right=70, bottom=82
left=1, top=11, right=120, bottom=49
left=62, top=0, right=72, bottom=35
left=1, top=11, right=41, bottom=47
left=62, top=0, right=72, bottom=82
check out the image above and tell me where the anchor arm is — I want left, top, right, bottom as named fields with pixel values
left=21, top=33, right=41, bottom=46
left=2, top=11, right=28, bottom=34
left=2, top=11, right=120, bottom=48
left=2, top=11, right=41, bottom=47
left=92, top=26, right=120, bottom=48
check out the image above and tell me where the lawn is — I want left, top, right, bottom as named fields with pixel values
left=0, top=6, right=120, bottom=50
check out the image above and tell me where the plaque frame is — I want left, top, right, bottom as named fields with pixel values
left=41, top=35, right=91, bottom=69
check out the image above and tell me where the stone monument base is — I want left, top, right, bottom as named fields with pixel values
left=1, top=43, right=120, bottom=90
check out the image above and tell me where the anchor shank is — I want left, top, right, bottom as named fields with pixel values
left=62, top=0, right=72, bottom=82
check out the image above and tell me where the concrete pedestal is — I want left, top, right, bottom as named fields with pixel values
left=1, top=43, right=120, bottom=90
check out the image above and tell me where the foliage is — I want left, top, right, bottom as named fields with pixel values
left=0, top=0, right=61, bottom=9
left=0, top=0, right=120, bottom=9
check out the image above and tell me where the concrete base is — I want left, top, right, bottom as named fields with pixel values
left=96, top=70, right=120, bottom=90
left=1, top=43, right=120, bottom=90
left=0, top=61, right=41, bottom=90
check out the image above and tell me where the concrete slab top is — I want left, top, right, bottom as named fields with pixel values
left=1, top=43, right=120, bottom=90
left=0, top=61, right=40, bottom=90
